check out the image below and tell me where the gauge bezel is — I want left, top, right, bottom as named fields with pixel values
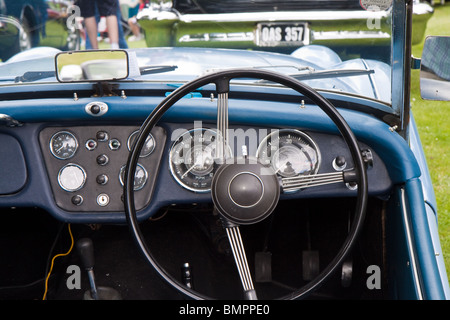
left=49, top=131, right=79, bottom=160
left=256, top=129, right=321, bottom=183
left=119, top=163, right=148, bottom=191
left=169, top=128, right=221, bottom=193
left=57, top=163, right=86, bottom=192
left=127, top=130, right=156, bottom=157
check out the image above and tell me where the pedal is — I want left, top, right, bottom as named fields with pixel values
left=302, top=250, right=319, bottom=281
left=341, top=258, right=353, bottom=287
left=255, top=251, right=272, bottom=283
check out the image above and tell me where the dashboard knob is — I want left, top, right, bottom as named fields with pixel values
left=71, top=195, right=83, bottom=206
left=96, top=174, right=109, bottom=185
left=333, top=156, right=347, bottom=171
left=90, top=104, right=101, bottom=114
left=335, top=156, right=346, bottom=167
left=96, top=131, right=108, bottom=141
left=96, top=154, right=109, bottom=166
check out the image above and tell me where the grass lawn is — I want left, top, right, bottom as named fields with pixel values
left=411, top=1, right=450, bottom=280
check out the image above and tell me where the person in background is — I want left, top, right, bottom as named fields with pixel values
left=78, top=0, right=120, bottom=49
left=84, top=1, right=129, bottom=49
left=127, top=0, right=148, bottom=42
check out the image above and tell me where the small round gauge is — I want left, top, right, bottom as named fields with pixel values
left=127, top=130, right=155, bottom=157
left=58, top=163, right=86, bottom=192
left=256, top=129, right=321, bottom=179
left=169, top=128, right=222, bottom=192
left=119, top=163, right=148, bottom=191
left=50, top=131, right=78, bottom=160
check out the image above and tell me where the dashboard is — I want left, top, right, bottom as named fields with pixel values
left=0, top=85, right=412, bottom=224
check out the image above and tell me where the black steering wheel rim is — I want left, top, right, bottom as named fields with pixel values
left=124, top=69, right=368, bottom=300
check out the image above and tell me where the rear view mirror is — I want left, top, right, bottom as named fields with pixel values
left=420, top=36, right=450, bottom=101
left=55, top=50, right=129, bottom=82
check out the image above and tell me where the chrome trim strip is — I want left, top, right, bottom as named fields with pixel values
left=401, top=187, right=424, bottom=299
left=179, top=32, right=254, bottom=43
left=312, top=30, right=390, bottom=41
left=178, top=10, right=388, bottom=23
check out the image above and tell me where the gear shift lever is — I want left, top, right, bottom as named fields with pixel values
left=76, top=238, right=99, bottom=300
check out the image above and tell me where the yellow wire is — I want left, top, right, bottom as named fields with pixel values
left=42, top=223, right=74, bottom=300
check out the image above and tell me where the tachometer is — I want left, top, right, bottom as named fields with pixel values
left=169, top=128, right=224, bottom=192
left=256, top=129, right=321, bottom=183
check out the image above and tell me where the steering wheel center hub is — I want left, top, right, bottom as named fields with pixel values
left=228, top=172, right=264, bottom=208
left=212, top=158, right=280, bottom=225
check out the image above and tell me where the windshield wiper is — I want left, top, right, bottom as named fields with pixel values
left=14, top=71, right=55, bottom=83
left=139, top=65, right=178, bottom=75
left=9, top=66, right=178, bottom=83
left=289, top=68, right=374, bottom=81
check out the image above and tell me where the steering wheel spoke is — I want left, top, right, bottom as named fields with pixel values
left=215, top=78, right=231, bottom=164
left=225, top=225, right=258, bottom=300
left=281, top=171, right=344, bottom=192
left=281, top=169, right=360, bottom=193
left=216, top=91, right=229, bottom=163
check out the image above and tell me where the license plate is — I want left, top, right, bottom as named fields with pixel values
left=256, top=23, right=309, bottom=47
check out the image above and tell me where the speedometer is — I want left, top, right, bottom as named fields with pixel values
left=169, top=128, right=225, bottom=192
left=256, top=129, right=321, bottom=183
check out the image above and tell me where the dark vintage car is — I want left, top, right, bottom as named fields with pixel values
left=0, top=0, right=449, bottom=306
left=0, top=0, right=80, bottom=61
left=137, top=0, right=433, bottom=63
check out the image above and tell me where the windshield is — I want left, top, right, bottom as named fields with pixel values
left=0, top=0, right=431, bottom=106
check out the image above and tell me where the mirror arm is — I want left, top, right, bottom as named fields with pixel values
left=93, top=82, right=118, bottom=97
left=411, top=56, right=421, bottom=70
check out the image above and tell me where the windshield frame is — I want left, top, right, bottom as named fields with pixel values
left=391, top=0, right=413, bottom=136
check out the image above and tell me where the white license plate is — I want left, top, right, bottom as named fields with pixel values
left=256, top=23, right=309, bottom=47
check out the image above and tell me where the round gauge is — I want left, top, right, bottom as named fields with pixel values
left=119, top=163, right=148, bottom=191
left=127, top=130, right=155, bottom=157
left=50, top=131, right=78, bottom=160
left=169, top=128, right=223, bottom=192
left=58, top=163, right=86, bottom=192
left=257, top=129, right=321, bottom=180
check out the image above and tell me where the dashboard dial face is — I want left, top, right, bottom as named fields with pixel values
left=119, top=164, right=148, bottom=191
left=127, top=130, right=156, bottom=157
left=169, top=128, right=220, bottom=192
left=50, top=131, right=78, bottom=159
left=257, top=129, right=321, bottom=180
left=58, top=164, right=86, bottom=192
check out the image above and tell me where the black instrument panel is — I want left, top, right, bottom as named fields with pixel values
left=39, top=125, right=166, bottom=212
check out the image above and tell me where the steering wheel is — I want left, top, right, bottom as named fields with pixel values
left=124, top=69, right=368, bottom=300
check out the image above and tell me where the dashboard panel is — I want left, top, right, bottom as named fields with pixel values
left=39, top=125, right=166, bottom=212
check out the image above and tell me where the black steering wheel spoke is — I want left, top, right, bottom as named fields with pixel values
left=225, top=225, right=258, bottom=300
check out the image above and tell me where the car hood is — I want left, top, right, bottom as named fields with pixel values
left=132, top=47, right=391, bottom=102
